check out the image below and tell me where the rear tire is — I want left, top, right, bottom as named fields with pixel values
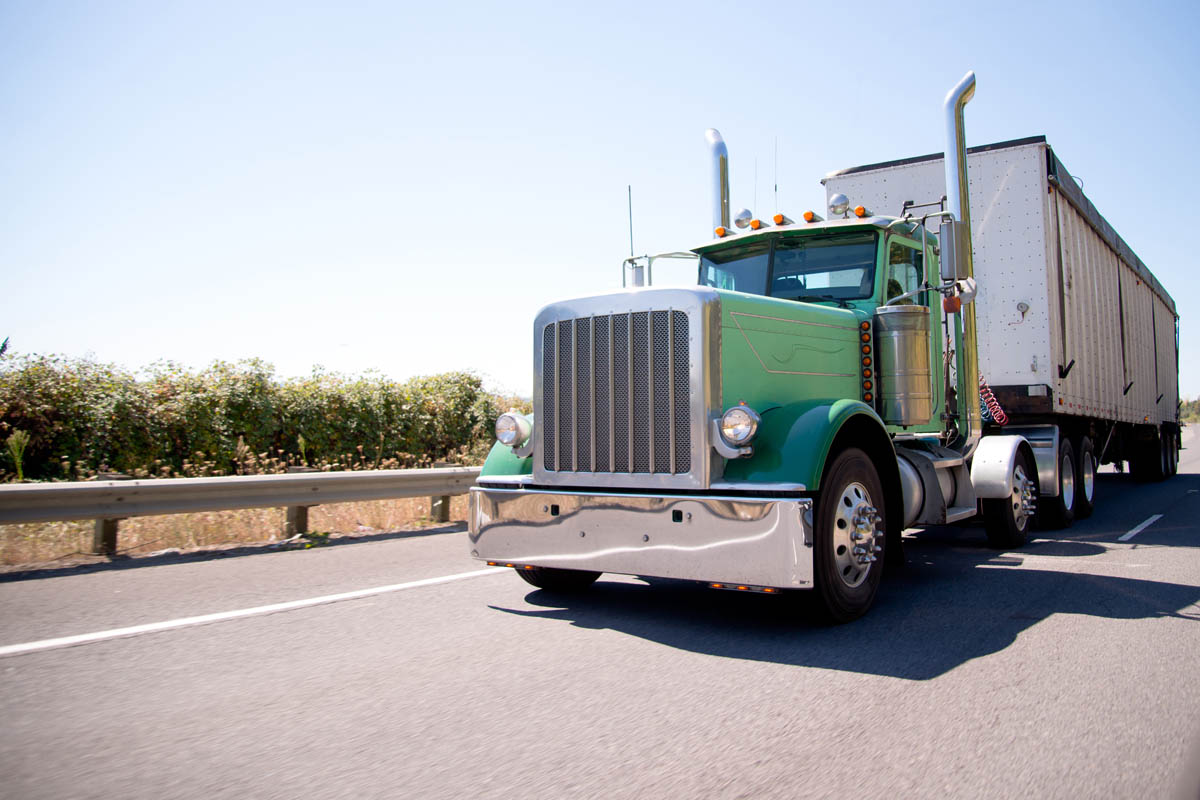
left=516, top=566, right=600, bottom=591
left=983, top=448, right=1037, bottom=549
left=1038, top=438, right=1076, bottom=530
left=1073, top=436, right=1096, bottom=519
left=811, top=448, right=886, bottom=624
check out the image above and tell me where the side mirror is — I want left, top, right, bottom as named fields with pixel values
left=938, top=219, right=970, bottom=280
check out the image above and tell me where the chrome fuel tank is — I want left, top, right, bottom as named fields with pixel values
left=874, top=305, right=932, bottom=426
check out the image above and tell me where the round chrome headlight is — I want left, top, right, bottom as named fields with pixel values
left=719, top=406, right=760, bottom=446
left=495, top=413, right=531, bottom=447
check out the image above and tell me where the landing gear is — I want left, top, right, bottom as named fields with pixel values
left=983, top=448, right=1037, bottom=548
left=812, top=448, right=886, bottom=624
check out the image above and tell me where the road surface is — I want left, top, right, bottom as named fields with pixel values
left=2, top=432, right=1198, bottom=798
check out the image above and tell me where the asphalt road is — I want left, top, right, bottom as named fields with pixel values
left=2, top=432, right=1199, bottom=799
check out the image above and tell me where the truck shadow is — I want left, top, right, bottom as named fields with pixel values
left=489, top=516, right=1200, bottom=681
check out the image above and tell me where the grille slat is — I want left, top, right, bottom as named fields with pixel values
left=541, top=309, right=690, bottom=476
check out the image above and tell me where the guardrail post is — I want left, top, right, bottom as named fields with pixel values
left=93, top=518, right=120, bottom=555
left=285, top=506, right=310, bottom=537
left=430, top=495, right=451, bottom=523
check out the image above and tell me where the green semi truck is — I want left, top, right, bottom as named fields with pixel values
left=468, top=72, right=1180, bottom=622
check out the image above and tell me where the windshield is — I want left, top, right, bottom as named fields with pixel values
left=698, top=232, right=878, bottom=302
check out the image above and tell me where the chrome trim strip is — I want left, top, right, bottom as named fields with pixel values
left=589, top=315, right=596, bottom=473
left=648, top=309, right=655, bottom=474
left=476, top=475, right=534, bottom=485
left=729, top=310, right=859, bottom=331
left=709, top=481, right=807, bottom=492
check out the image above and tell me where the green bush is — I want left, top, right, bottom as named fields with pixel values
left=0, top=352, right=518, bottom=481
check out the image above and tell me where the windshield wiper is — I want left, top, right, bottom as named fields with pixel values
left=793, top=294, right=852, bottom=309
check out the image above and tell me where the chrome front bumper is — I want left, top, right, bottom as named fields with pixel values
left=468, top=486, right=815, bottom=589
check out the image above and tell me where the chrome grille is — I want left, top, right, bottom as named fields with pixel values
left=540, top=309, right=691, bottom=475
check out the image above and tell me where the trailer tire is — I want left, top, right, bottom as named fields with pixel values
left=983, top=448, right=1037, bottom=549
left=811, top=448, right=886, bottom=624
left=1038, top=438, right=1076, bottom=529
left=516, top=566, right=600, bottom=592
left=1073, top=436, right=1097, bottom=520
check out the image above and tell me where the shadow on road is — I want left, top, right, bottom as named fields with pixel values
left=489, top=480, right=1200, bottom=680
left=0, top=522, right=467, bottom=584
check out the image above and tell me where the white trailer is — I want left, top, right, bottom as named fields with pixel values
left=824, top=137, right=1180, bottom=522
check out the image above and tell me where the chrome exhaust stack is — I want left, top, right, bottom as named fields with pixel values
left=941, top=70, right=981, bottom=456
left=705, top=129, right=731, bottom=236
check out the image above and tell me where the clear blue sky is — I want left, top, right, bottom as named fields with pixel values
left=2, top=0, right=1198, bottom=397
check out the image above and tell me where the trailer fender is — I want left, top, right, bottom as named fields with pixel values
left=970, top=435, right=1037, bottom=499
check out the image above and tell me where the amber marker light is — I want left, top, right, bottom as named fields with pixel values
left=864, top=392, right=873, bottom=402
left=862, top=356, right=871, bottom=366
left=864, top=380, right=873, bottom=390
left=863, top=369, right=872, bottom=378
left=749, top=218, right=764, bottom=230
left=854, top=205, right=868, bottom=218
left=860, top=321, right=870, bottom=330
left=773, top=213, right=795, bottom=225
left=803, top=211, right=814, bottom=222
left=860, top=332, right=870, bottom=342
left=715, top=226, right=731, bottom=237
left=862, top=345, right=870, bottom=354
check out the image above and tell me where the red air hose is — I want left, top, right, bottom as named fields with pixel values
left=979, top=375, right=1008, bottom=425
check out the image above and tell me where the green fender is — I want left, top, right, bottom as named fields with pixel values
left=479, top=414, right=534, bottom=477
left=720, top=398, right=892, bottom=491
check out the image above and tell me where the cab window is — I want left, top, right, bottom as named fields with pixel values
left=886, top=240, right=924, bottom=304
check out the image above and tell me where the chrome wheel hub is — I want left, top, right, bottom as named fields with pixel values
left=1010, top=465, right=1036, bottom=531
left=832, top=482, right=882, bottom=589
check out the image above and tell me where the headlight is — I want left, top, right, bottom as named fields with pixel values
left=719, top=406, right=760, bottom=446
left=495, top=413, right=531, bottom=447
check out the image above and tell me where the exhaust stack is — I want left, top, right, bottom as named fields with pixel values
left=942, top=70, right=981, bottom=456
left=705, top=129, right=730, bottom=235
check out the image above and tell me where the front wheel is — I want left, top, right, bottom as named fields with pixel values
left=812, top=448, right=886, bottom=624
left=516, top=566, right=600, bottom=592
left=982, top=448, right=1037, bottom=548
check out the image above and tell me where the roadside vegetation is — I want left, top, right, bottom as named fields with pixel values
left=0, top=353, right=528, bottom=481
left=0, top=350, right=530, bottom=566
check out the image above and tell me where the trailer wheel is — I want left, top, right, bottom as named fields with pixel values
left=812, top=448, right=885, bottom=624
left=1072, top=436, right=1096, bottom=519
left=983, top=448, right=1037, bottom=548
left=1038, top=438, right=1076, bottom=529
left=517, top=566, right=600, bottom=592
left=1164, top=429, right=1178, bottom=478
left=1168, top=432, right=1179, bottom=476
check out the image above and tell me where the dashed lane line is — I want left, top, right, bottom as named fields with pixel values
left=1119, top=514, right=1164, bottom=542
left=0, top=567, right=507, bottom=658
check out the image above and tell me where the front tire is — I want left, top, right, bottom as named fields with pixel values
left=516, top=566, right=600, bottom=592
left=812, top=448, right=886, bottom=624
left=983, top=448, right=1037, bottom=548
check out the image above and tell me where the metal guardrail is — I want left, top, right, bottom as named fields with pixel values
left=0, top=467, right=482, bottom=555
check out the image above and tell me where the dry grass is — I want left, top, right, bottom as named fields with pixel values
left=0, top=494, right=469, bottom=567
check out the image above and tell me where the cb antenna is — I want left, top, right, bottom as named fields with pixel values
left=774, top=136, right=778, bottom=210
left=627, top=185, right=634, bottom=257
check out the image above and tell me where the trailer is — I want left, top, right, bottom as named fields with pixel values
left=823, top=138, right=1180, bottom=523
left=469, top=72, right=1181, bottom=622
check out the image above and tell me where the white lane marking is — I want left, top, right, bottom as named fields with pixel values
left=0, top=567, right=506, bottom=658
left=1118, top=514, right=1164, bottom=542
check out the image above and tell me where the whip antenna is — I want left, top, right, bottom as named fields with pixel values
left=627, top=185, right=634, bottom=257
